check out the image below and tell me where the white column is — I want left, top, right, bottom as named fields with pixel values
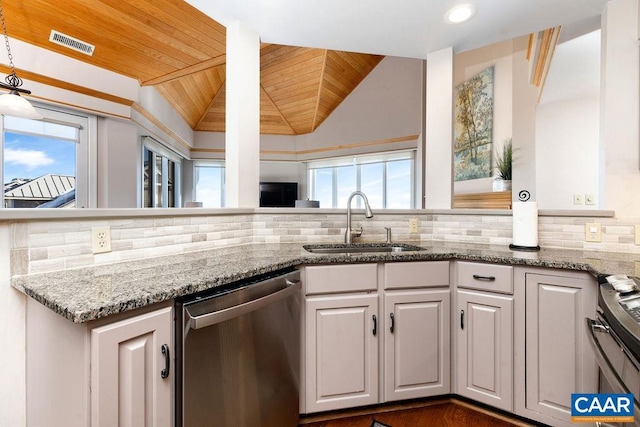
left=512, top=37, right=539, bottom=203
left=424, top=47, right=454, bottom=209
left=225, top=21, right=260, bottom=207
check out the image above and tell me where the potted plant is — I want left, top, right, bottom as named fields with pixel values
left=493, top=138, right=514, bottom=192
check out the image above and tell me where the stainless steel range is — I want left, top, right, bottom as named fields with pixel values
left=586, top=274, right=640, bottom=426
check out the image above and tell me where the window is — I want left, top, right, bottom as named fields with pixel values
left=1, top=106, right=94, bottom=208
left=194, top=162, right=225, bottom=208
left=307, top=151, right=415, bottom=209
left=142, top=137, right=182, bottom=208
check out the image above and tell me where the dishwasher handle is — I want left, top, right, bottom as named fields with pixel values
left=187, top=278, right=301, bottom=330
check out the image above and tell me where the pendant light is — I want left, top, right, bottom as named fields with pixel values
left=0, top=0, right=42, bottom=119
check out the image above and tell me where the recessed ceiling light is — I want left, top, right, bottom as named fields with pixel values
left=444, top=4, right=477, bottom=24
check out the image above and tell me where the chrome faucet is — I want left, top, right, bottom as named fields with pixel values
left=345, top=191, right=374, bottom=244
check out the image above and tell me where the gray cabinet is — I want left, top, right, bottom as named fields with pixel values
left=305, top=293, right=379, bottom=412
left=303, top=264, right=380, bottom=413
left=514, top=268, right=598, bottom=427
left=456, top=290, right=513, bottom=411
left=302, top=260, right=598, bottom=424
left=455, top=262, right=514, bottom=412
left=383, top=289, right=450, bottom=401
left=302, top=261, right=450, bottom=413
left=91, top=307, right=173, bottom=427
left=25, top=300, right=173, bottom=427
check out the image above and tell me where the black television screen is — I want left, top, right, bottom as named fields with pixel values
left=259, top=182, right=298, bottom=207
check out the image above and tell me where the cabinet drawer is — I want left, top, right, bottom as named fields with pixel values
left=305, top=264, right=378, bottom=295
left=457, top=262, right=513, bottom=294
left=384, top=261, right=449, bottom=289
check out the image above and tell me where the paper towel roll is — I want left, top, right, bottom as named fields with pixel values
left=511, top=201, right=539, bottom=248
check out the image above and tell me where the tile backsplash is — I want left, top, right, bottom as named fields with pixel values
left=7, top=211, right=640, bottom=275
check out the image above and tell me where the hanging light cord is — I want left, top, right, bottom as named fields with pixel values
left=0, top=0, right=29, bottom=93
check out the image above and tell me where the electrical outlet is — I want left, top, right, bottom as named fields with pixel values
left=409, top=218, right=419, bottom=233
left=91, top=226, right=112, bottom=254
left=635, top=225, right=640, bottom=245
left=573, top=194, right=584, bottom=205
left=585, top=194, right=596, bottom=205
left=585, top=222, right=602, bottom=242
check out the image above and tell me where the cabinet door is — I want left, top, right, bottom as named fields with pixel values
left=524, top=273, right=597, bottom=425
left=305, top=294, right=379, bottom=413
left=456, top=290, right=513, bottom=412
left=91, top=307, right=173, bottom=427
left=384, top=289, right=450, bottom=402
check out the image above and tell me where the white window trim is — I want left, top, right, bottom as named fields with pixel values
left=142, top=136, right=183, bottom=164
left=307, top=150, right=415, bottom=169
left=307, top=150, right=416, bottom=209
left=193, top=160, right=226, bottom=208
left=1, top=103, right=97, bottom=208
left=141, top=136, right=183, bottom=208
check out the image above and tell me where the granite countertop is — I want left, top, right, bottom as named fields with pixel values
left=11, top=241, right=640, bottom=323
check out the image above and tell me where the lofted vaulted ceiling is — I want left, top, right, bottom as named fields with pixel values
left=2, top=0, right=383, bottom=135
left=155, top=45, right=383, bottom=135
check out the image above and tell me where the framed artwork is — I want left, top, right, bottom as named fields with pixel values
left=453, top=66, right=494, bottom=181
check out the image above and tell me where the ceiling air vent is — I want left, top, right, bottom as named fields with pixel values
left=49, top=30, right=95, bottom=56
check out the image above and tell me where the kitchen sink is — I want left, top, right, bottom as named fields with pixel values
left=303, top=243, right=424, bottom=254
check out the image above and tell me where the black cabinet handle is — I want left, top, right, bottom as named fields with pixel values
left=372, top=314, right=377, bottom=336
left=161, top=344, right=170, bottom=379
left=390, top=313, right=395, bottom=333
left=460, top=309, right=465, bottom=330
left=473, top=274, right=496, bottom=281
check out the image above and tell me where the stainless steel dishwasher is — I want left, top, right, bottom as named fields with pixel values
left=175, top=268, right=301, bottom=427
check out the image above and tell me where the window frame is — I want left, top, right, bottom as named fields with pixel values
left=0, top=103, right=97, bottom=208
left=307, top=150, right=416, bottom=209
left=193, top=160, right=226, bottom=208
left=141, top=136, right=182, bottom=208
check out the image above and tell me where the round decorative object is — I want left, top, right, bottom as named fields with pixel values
left=518, top=190, right=531, bottom=202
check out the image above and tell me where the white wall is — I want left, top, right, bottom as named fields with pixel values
left=453, top=39, right=515, bottom=194
left=193, top=131, right=225, bottom=159
left=11, top=38, right=137, bottom=119
left=424, top=48, right=454, bottom=208
left=259, top=161, right=302, bottom=182
left=451, top=32, right=601, bottom=206
left=511, top=36, right=540, bottom=202
left=260, top=134, right=298, bottom=161
left=137, top=87, right=194, bottom=156
left=535, top=30, right=601, bottom=209
left=8, top=2, right=639, bottom=215
left=97, top=118, right=140, bottom=208
left=259, top=161, right=306, bottom=200
left=192, top=56, right=423, bottom=204
left=536, top=97, right=600, bottom=209
left=0, top=224, right=26, bottom=427
left=192, top=55, right=424, bottom=162
left=295, top=56, right=423, bottom=156
left=225, top=22, right=261, bottom=208
left=601, top=0, right=640, bottom=217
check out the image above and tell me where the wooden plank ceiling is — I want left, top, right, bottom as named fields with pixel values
left=3, top=0, right=383, bottom=135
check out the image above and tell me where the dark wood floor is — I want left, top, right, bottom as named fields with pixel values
left=299, top=398, right=540, bottom=427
